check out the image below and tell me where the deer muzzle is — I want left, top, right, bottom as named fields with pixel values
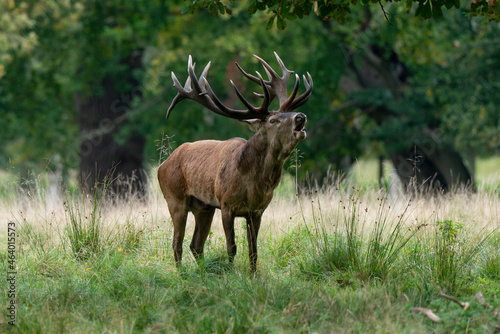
left=293, top=113, right=307, bottom=140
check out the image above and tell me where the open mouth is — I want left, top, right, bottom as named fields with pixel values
left=293, top=119, right=307, bottom=139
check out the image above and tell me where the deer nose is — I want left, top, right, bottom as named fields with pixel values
left=295, top=113, right=307, bottom=123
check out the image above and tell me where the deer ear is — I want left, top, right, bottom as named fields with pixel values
left=240, top=119, right=262, bottom=132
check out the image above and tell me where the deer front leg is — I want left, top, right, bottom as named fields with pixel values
left=246, top=213, right=262, bottom=273
left=221, top=209, right=237, bottom=266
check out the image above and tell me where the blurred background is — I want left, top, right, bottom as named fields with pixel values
left=1, top=0, right=499, bottom=199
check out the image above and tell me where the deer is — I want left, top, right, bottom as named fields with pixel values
left=158, top=52, right=312, bottom=272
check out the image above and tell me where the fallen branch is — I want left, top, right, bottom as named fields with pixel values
left=410, top=307, right=441, bottom=323
left=440, top=293, right=470, bottom=310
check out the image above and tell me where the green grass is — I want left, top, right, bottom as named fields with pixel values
left=1, top=162, right=500, bottom=333
left=350, top=157, right=500, bottom=193
left=476, top=156, right=500, bottom=178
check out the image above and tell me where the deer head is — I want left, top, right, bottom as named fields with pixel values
left=158, top=53, right=312, bottom=272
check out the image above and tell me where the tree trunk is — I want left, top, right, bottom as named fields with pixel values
left=77, top=53, right=146, bottom=198
left=390, top=145, right=473, bottom=192
left=335, top=17, right=473, bottom=192
left=378, top=155, right=384, bottom=189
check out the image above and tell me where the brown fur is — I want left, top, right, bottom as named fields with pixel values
left=158, top=112, right=307, bottom=271
left=158, top=54, right=311, bottom=271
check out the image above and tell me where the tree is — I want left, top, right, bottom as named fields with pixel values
left=326, top=7, right=476, bottom=190
left=2, top=0, right=498, bottom=195
left=1, top=0, right=169, bottom=196
left=185, top=0, right=499, bottom=191
left=139, top=3, right=362, bottom=180
left=0, top=0, right=78, bottom=187
left=184, top=0, right=499, bottom=28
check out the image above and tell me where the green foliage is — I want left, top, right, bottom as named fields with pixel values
left=186, top=0, right=500, bottom=27
left=336, top=6, right=500, bottom=162
left=471, top=0, right=500, bottom=21
left=2, top=0, right=499, bottom=188
left=64, top=188, right=107, bottom=261
left=0, top=0, right=38, bottom=78
left=301, top=191, right=416, bottom=282
left=480, top=250, right=500, bottom=280
left=182, top=0, right=233, bottom=16
left=0, top=0, right=170, bottom=175
left=121, top=220, right=144, bottom=253
left=402, top=219, right=491, bottom=294
left=270, top=225, right=312, bottom=268
left=10, top=201, right=500, bottom=333
left=5, top=179, right=500, bottom=333
left=419, top=293, right=500, bottom=333
left=434, top=219, right=466, bottom=289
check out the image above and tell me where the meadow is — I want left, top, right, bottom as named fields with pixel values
left=1, top=159, right=500, bottom=333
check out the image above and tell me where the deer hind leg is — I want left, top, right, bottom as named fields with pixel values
left=246, top=213, right=262, bottom=273
left=167, top=200, right=188, bottom=269
left=221, top=208, right=237, bottom=265
left=190, top=200, right=215, bottom=262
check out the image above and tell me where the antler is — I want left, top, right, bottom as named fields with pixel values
left=235, top=52, right=313, bottom=113
left=167, top=55, right=271, bottom=120
left=166, top=53, right=313, bottom=120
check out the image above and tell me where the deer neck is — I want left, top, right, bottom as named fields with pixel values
left=238, top=131, right=290, bottom=190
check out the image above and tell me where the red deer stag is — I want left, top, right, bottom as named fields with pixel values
left=158, top=53, right=312, bottom=272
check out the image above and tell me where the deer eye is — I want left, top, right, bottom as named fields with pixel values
left=269, top=118, right=277, bottom=124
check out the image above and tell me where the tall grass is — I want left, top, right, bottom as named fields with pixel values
left=296, top=188, right=417, bottom=282
left=64, top=190, right=106, bottom=261
left=2, top=169, right=500, bottom=333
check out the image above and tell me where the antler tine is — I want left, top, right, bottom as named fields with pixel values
left=198, top=61, right=211, bottom=90
left=201, top=75, right=270, bottom=120
left=255, top=71, right=271, bottom=112
left=235, top=62, right=260, bottom=85
left=200, top=78, right=241, bottom=117
left=253, top=55, right=280, bottom=80
left=285, top=72, right=313, bottom=111
left=166, top=72, right=188, bottom=120
left=231, top=80, right=257, bottom=111
left=253, top=53, right=294, bottom=106
left=167, top=56, right=225, bottom=120
left=279, top=74, right=300, bottom=112
left=235, top=53, right=294, bottom=105
left=273, top=51, right=292, bottom=77
left=166, top=54, right=311, bottom=121
left=167, top=55, right=272, bottom=121
left=187, top=58, right=203, bottom=94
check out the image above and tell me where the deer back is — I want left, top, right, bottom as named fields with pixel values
left=159, top=137, right=269, bottom=209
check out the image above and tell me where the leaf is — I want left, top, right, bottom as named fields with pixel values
left=217, top=2, right=226, bottom=15
left=247, top=1, right=257, bottom=14
left=277, top=16, right=287, bottom=30
left=266, top=14, right=277, bottom=30
left=181, top=5, right=194, bottom=15
left=256, top=1, right=266, bottom=10
left=431, top=0, right=444, bottom=17
left=444, top=0, right=455, bottom=9
left=415, top=0, right=432, bottom=19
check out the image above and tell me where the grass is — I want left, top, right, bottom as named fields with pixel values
left=350, top=157, right=500, bottom=194
left=1, top=164, right=500, bottom=333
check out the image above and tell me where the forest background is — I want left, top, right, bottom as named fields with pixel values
left=1, top=0, right=499, bottom=195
